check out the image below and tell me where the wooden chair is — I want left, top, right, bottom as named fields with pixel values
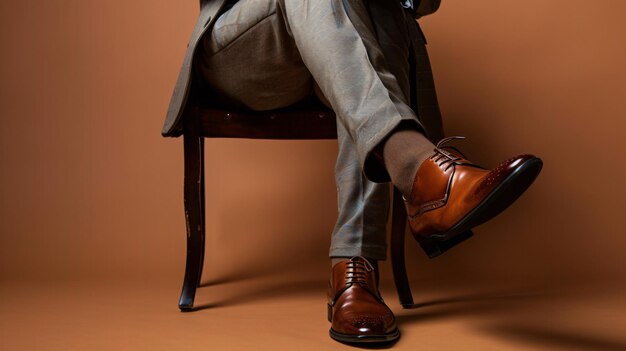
left=177, top=97, right=416, bottom=311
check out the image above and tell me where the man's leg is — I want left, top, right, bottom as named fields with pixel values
left=276, top=0, right=435, bottom=185
left=329, top=119, right=389, bottom=262
left=196, top=0, right=314, bottom=111
left=327, top=0, right=430, bottom=262
left=275, top=0, right=542, bottom=262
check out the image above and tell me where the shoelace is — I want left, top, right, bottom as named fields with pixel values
left=345, top=256, right=374, bottom=286
left=430, top=135, right=485, bottom=172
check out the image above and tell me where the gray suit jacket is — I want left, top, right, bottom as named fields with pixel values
left=161, top=0, right=443, bottom=138
left=162, top=0, right=228, bottom=137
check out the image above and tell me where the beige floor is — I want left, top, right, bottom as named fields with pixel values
left=2, top=270, right=625, bottom=351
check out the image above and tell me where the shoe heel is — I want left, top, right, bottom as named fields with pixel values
left=418, top=229, right=474, bottom=258
left=327, top=304, right=332, bottom=322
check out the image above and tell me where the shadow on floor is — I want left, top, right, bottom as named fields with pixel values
left=198, top=271, right=264, bottom=288
left=396, top=289, right=626, bottom=350
left=395, top=289, right=549, bottom=324
left=190, top=274, right=326, bottom=312
left=483, top=324, right=626, bottom=351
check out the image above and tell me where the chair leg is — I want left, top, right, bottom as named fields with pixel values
left=179, top=134, right=205, bottom=311
left=390, top=187, right=414, bottom=308
left=197, top=138, right=206, bottom=287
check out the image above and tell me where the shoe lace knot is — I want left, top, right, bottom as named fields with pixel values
left=432, top=135, right=469, bottom=171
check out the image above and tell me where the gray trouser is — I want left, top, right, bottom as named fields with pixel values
left=196, top=0, right=424, bottom=260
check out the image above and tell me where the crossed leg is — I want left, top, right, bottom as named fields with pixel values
left=194, top=0, right=544, bottom=344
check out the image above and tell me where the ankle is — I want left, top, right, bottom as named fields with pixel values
left=379, top=123, right=435, bottom=198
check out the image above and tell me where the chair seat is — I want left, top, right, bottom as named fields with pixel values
left=190, top=107, right=337, bottom=139
left=189, top=106, right=338, bottom=139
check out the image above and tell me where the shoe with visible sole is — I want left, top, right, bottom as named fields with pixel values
left=404, top=136, right=543, bottom=258
left=327, top=257, right=400, bottom=344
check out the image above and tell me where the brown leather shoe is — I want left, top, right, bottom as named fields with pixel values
left=327, top=257, right=399, bottom=344
left=404, top=136, right=543, bottom=258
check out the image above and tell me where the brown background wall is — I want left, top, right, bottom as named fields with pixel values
left=1, top=0, right=625, bottom=304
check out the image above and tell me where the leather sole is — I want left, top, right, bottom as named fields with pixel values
left=417, top=228, right=475, bottom=258
left=415, top=156, right=544, bottom=258
left=329, top=327, right=400, bottom=344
